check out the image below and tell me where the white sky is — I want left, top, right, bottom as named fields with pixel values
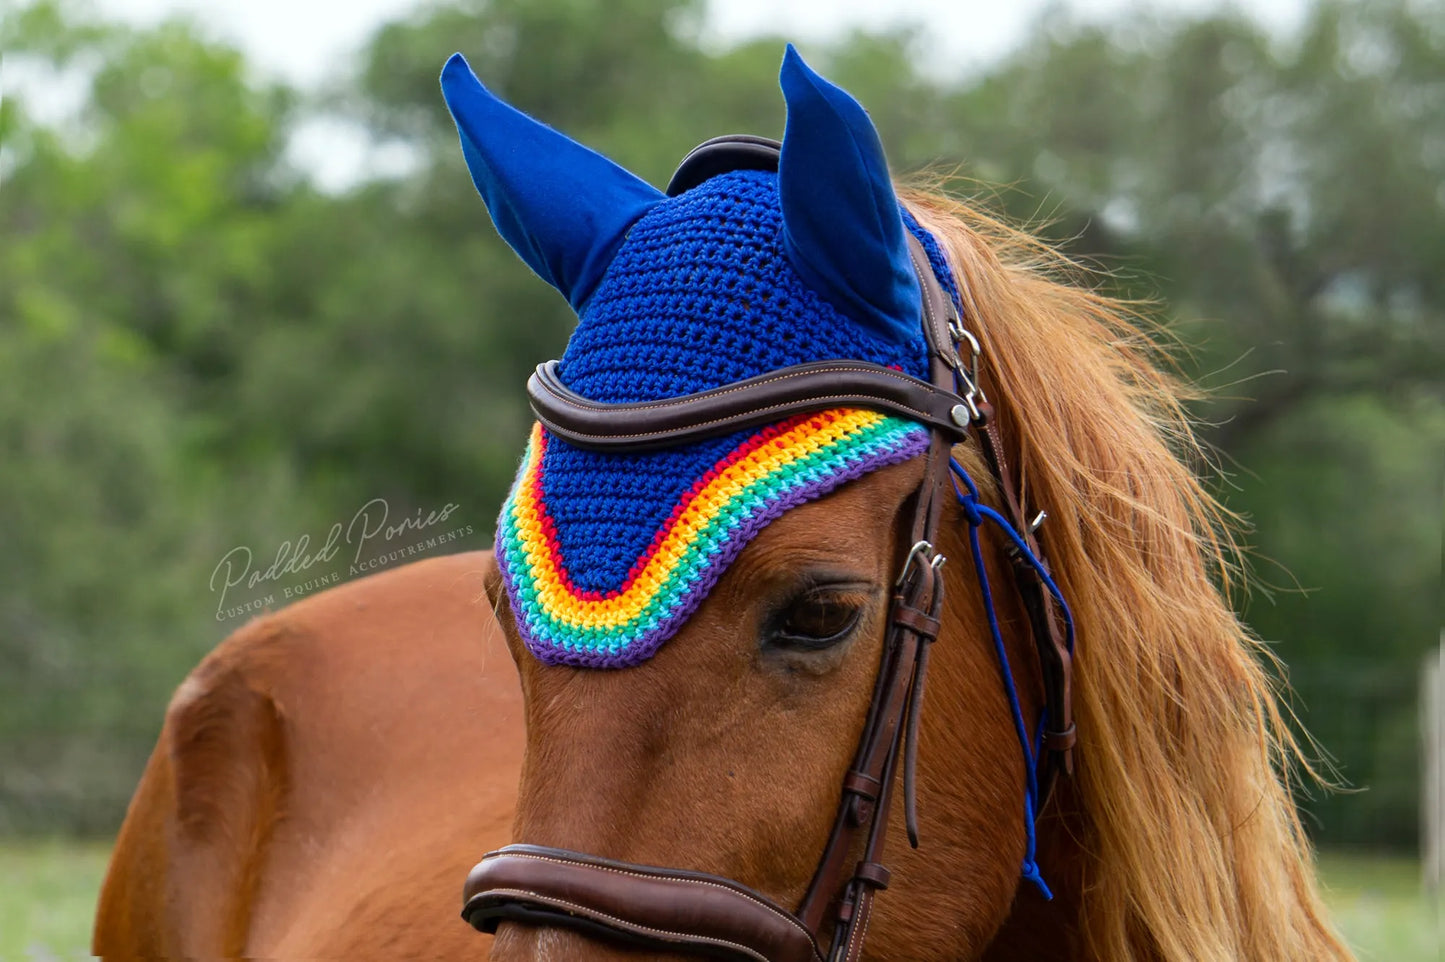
left=89, top=0, right=1311, bottom=87
left=15, top=0, right=1309, bottom=189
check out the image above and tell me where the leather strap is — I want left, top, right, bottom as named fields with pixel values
left=973, top=401, right=1076, bottom=789
left=463, top=845, right=823, bottom=962
left=910, top=227, right=1075, bottom=794
left=788, top=236, right=960, bottom=961
left=668, top=135, right=783, bottom=196
left=528, top=359, right=971, bottom=451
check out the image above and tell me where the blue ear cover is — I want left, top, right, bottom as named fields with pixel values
left=777, top=45, right=922, bottom=344
left=440, top=53, right=664, bottom=310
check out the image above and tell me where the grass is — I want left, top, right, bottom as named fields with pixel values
left=0, top=842, right=1437, bottom=959
left=0, top=841, right=109, bottom=961
left=1317, top=851, right=1440, bottom=961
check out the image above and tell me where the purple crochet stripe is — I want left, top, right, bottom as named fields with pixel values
left=496, top=431, right=929, bottom=668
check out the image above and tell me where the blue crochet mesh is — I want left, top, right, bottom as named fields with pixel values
left=538, top=169, right=959, bottom=594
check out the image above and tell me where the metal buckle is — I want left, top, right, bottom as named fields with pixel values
left=895, top=540, right=946, bottom=588
left=946, top=306, right=988, bottom=423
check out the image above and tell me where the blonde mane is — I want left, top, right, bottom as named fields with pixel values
left=902, top=187, right=1354, bottom=961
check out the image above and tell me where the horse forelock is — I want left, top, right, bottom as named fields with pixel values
left=900, top=186, right=1352, bottom=961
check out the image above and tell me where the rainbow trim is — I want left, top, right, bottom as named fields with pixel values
left=496, top=408, right=930, bottom=667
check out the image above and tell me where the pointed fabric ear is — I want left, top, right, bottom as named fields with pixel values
left=777, top=45, right=921, bottom=344
left=440, top=53, right=664, bottom=310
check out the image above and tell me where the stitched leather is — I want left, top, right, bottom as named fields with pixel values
left=463, top=845, right=823, bottom=962
left=527, top=359, right=969, bottom=451
left=891, top=605, right=941, bottom=639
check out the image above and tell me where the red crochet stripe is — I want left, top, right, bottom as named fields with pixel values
left=524, top=410, right=838, bottom=603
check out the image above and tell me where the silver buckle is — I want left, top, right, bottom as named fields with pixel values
left=896, top=540, right=946, bottom=588
left=946, top=306, right=988, bottom=422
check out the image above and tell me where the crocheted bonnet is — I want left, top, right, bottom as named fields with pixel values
left=441, top=46, right=962, bottom=668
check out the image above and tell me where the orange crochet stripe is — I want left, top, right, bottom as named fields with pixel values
left=496, top=408, right=930, bottom=665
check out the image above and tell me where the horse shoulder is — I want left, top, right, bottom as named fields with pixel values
left=94, top=550, right=523, bottom=960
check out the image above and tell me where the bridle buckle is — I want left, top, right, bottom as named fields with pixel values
left=894, top=540, right=942, bottom=588
left=947, top=306, right=988, bottom=422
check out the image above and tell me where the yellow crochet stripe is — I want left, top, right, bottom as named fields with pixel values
left=509, top=408, right=890, bottom=628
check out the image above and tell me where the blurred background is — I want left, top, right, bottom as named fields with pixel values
left=1, top=0, right=1440, bottom=956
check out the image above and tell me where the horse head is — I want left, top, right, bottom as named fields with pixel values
left=440, top=43, right=1350, bottom=962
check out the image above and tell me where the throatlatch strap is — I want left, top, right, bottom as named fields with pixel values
left=973, top=401, right=1076, bottom=787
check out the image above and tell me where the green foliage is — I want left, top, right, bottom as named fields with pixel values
left=0, top=840, right=112, bottom=959
left=1, top=0, right=1439, bottom=846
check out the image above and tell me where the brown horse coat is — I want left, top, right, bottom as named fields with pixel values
left=93, top=187, right=1357, bottom=961
left=93, top=551, right=518, bottom=959
left=94, top=465, right=1081, bottom=961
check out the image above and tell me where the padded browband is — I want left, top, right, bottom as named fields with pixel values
left=527, top=359, right=970, bottom=451
left=524, top=134, right=972, bottom=452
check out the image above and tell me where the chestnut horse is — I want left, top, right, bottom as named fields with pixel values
left=93, top=194, right=1355, bottom=961
left=94, top=57, right=1353, bottom=962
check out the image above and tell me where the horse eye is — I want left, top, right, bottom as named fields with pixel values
left=770, top=593, right=863, bottom=651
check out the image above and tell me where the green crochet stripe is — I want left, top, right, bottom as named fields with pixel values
left=500, top=414, right=927, bottom=655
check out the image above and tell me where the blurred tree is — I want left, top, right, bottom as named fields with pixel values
left=936, top=2, right=1443, bottom=445
left=0, top=0, right=1438, bottom=846
left=917, top=0, right=1444, bottom=844
left=0, top=3, right=315, bottom=829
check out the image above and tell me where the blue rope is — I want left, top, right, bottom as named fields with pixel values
left=948, top=456, right=1076, bottom=900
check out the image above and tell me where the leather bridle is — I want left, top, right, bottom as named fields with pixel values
left=462, top=137, right=1076, bottom=962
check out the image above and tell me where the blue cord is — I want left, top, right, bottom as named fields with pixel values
left=948, top=456, right=1076, bottom=900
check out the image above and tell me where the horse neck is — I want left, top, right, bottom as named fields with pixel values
left=979, top=780, right=1090, bottom=962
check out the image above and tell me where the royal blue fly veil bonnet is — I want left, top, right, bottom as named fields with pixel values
left=441, top=45, right=965, bottom=669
